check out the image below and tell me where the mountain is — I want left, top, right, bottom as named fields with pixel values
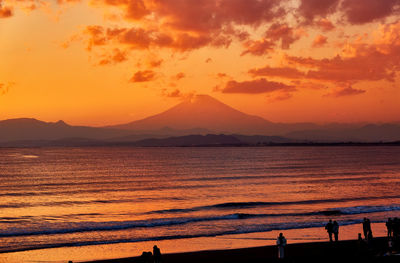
left=107, top=94, right=400, bottom=141
left=0, top=118, right=132, bottom=143
left=1, top=95, right=399, bottom=145
left=107, top=94, right=317, bottom=135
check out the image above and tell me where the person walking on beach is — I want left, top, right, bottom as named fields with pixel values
left=325, top=219, right=334, bottom=242
left=153, top=245, right=162, bottom=263
left=333, top=221, right=339, bottom=242
left=276, top=233, right=287, bottom=259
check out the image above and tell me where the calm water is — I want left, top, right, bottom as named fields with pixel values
left=0, top=146, right=400, bottom=261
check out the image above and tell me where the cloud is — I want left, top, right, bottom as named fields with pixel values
left=249, top=66, right=306, bottom=79
left=267, top=92, right=293, bottom=102
left=130, top=70, right=156, bottom=82
left=99, top=48, right=128, bottom=65
left=265, top=23, right=304, bottom=49
left=84, top=0, right=287, bottom=53
left=341, top=0, right=400, bottom=24
left=174, top=72, right=185, bottom=81
left=315, top=18, right=336, bottom=31
left=241, top=39, right=274, bottom=56
left=298, top=0, right=340, bottom=21
left=219, top=78, right=295, bottom=94
left=0, top=82, right=12, bottom=95
left=163, top=89, right=182, bottom=98
left=149, top=59, right=163, bottom=68
left=0, top=0, right=12, bottom=18
left=325, top=86, right=366, bottom=97
left=312, top=34, right=328, bottom=47
left=137, top=0, right=284, bottom=33
left=285, top=19, right=400, bottom=85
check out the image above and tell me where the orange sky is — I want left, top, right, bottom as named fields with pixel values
left=1, top=0, right=400, bottom=126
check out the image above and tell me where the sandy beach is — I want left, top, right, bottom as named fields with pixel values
left=84, top=237, right=399, bottom=263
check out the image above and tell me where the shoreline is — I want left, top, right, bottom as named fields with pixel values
left=84, top=237, right=398, bottom=263
left=0, top=223, right=390, bottom=262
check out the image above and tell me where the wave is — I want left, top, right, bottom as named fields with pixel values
left=1, top=204, right=399, bottom=238
left=148, top=195, right=400, bottom=214
left=0, top=218, right=378, bottom=254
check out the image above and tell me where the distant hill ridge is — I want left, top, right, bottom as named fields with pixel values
left=1, top=94, right=400, bottom=145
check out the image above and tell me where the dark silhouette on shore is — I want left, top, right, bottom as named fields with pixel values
left=276, top=232, right=287, bottom=259
left=333, top=221, right=339, bottom=242
left=325, top=219, right=333, bottom=242
left=86, top=218, right=400, bottom=263
left=363, top=217, right=372, bottom=240
left=153, top=245, right=162, bottom=263
left=140, top=251, right=153, bottom=263
left=386, top=218, right=393, bottom=237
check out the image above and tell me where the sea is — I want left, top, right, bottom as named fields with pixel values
left=0, top=146, right=399, bottom=262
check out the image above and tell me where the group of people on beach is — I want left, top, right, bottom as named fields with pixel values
left=325, top=217, right=374, bottom=243
left=276, top=217, right=400, bottom=259
left=140, top=245, right=162, bottom=263
left=386, top=217, right=400, bottom=238
left=325, top=219, right=340, bottom=242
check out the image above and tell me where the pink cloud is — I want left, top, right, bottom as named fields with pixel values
left=298, top=0, right=340, bottom=21
left=312, top=34, right=328, bottom=47
left=249, top=66, right=306, bottom=79
left=341, top=0, right=400, bottom=24
left=325, top=86, right=366, bottom=97
left=316, top=19, right=335, bottom=31
left=0, top=0, right=12, bottom=18
left=241, top=39, right=274, bottom=56
left=265, top=23, right=303, bottom=49
left=220, top=78, right=295, bottom=94
left=130, top=70, right=156, bottom=82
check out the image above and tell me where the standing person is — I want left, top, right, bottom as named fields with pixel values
left=325, top=219, right=334, bottom=242
left=366, top=218, right=373, bottom=240
left=333, top=221, right=339, bottom=242
left=153, top=245, right=162, bottom=263
left=276, top=233, right=287, bottom=259
left=363, top=218, right=370, bottom=240
left=386, top=218, right=393, bottom=237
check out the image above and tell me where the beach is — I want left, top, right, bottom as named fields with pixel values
left=85, top=237, right=399, bottom=263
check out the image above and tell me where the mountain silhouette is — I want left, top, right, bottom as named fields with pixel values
left=0, top=118, right=131, bottom=143
left=1, top=95, right=400, bottom=145
left=107, top=94, right=314, bottom=135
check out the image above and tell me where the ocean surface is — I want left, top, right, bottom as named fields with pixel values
left=0, top=146, right=400, bottom=262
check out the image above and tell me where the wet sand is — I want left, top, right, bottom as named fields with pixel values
left=84, top=237, right=399, bottom=263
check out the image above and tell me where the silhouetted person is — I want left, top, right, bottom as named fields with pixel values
left=153, top=245, right=162, bottom=263
left=276, top=233, right=287, bottom=259
left=367, top=218, right=373, bottom=241
left=363, top=217, right=371, bottom=240
left=386, top=218, right=393, bottom=237
left=333, top=221, right=339, bottom=242
left=140, top=251, right=153, bottom=263
left=325, top=219, right=334, bottom=242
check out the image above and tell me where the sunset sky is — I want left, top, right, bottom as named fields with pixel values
left=1, top=0, right=400, bottom=126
